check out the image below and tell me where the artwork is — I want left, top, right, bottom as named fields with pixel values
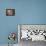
left=8, top=32, right=16, bottom=41
left=6, top=9, right=15, bottom=16
left=8, top=32, right=16, bottom=46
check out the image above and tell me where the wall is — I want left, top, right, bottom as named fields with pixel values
left=0, top=0, right=46, bottom=44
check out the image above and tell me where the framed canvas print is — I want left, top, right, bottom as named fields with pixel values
left=6, top=9, right=15, bottom=16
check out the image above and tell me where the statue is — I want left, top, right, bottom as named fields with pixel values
left=8, top=32, right=16, bottom=46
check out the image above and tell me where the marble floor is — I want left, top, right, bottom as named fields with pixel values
left=0, top=40, right=46, bottom=46
left=0, top=44, right=18, bottom=46
left=19, top=40, right=46, bottom=46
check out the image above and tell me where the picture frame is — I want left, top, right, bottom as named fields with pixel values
left=6, top=9, right=15, bottom=16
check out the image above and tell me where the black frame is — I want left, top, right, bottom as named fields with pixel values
left=6, top=9, right=15, bottom=16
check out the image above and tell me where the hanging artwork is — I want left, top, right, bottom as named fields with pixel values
left=6, top=9, right=15, bottom=16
